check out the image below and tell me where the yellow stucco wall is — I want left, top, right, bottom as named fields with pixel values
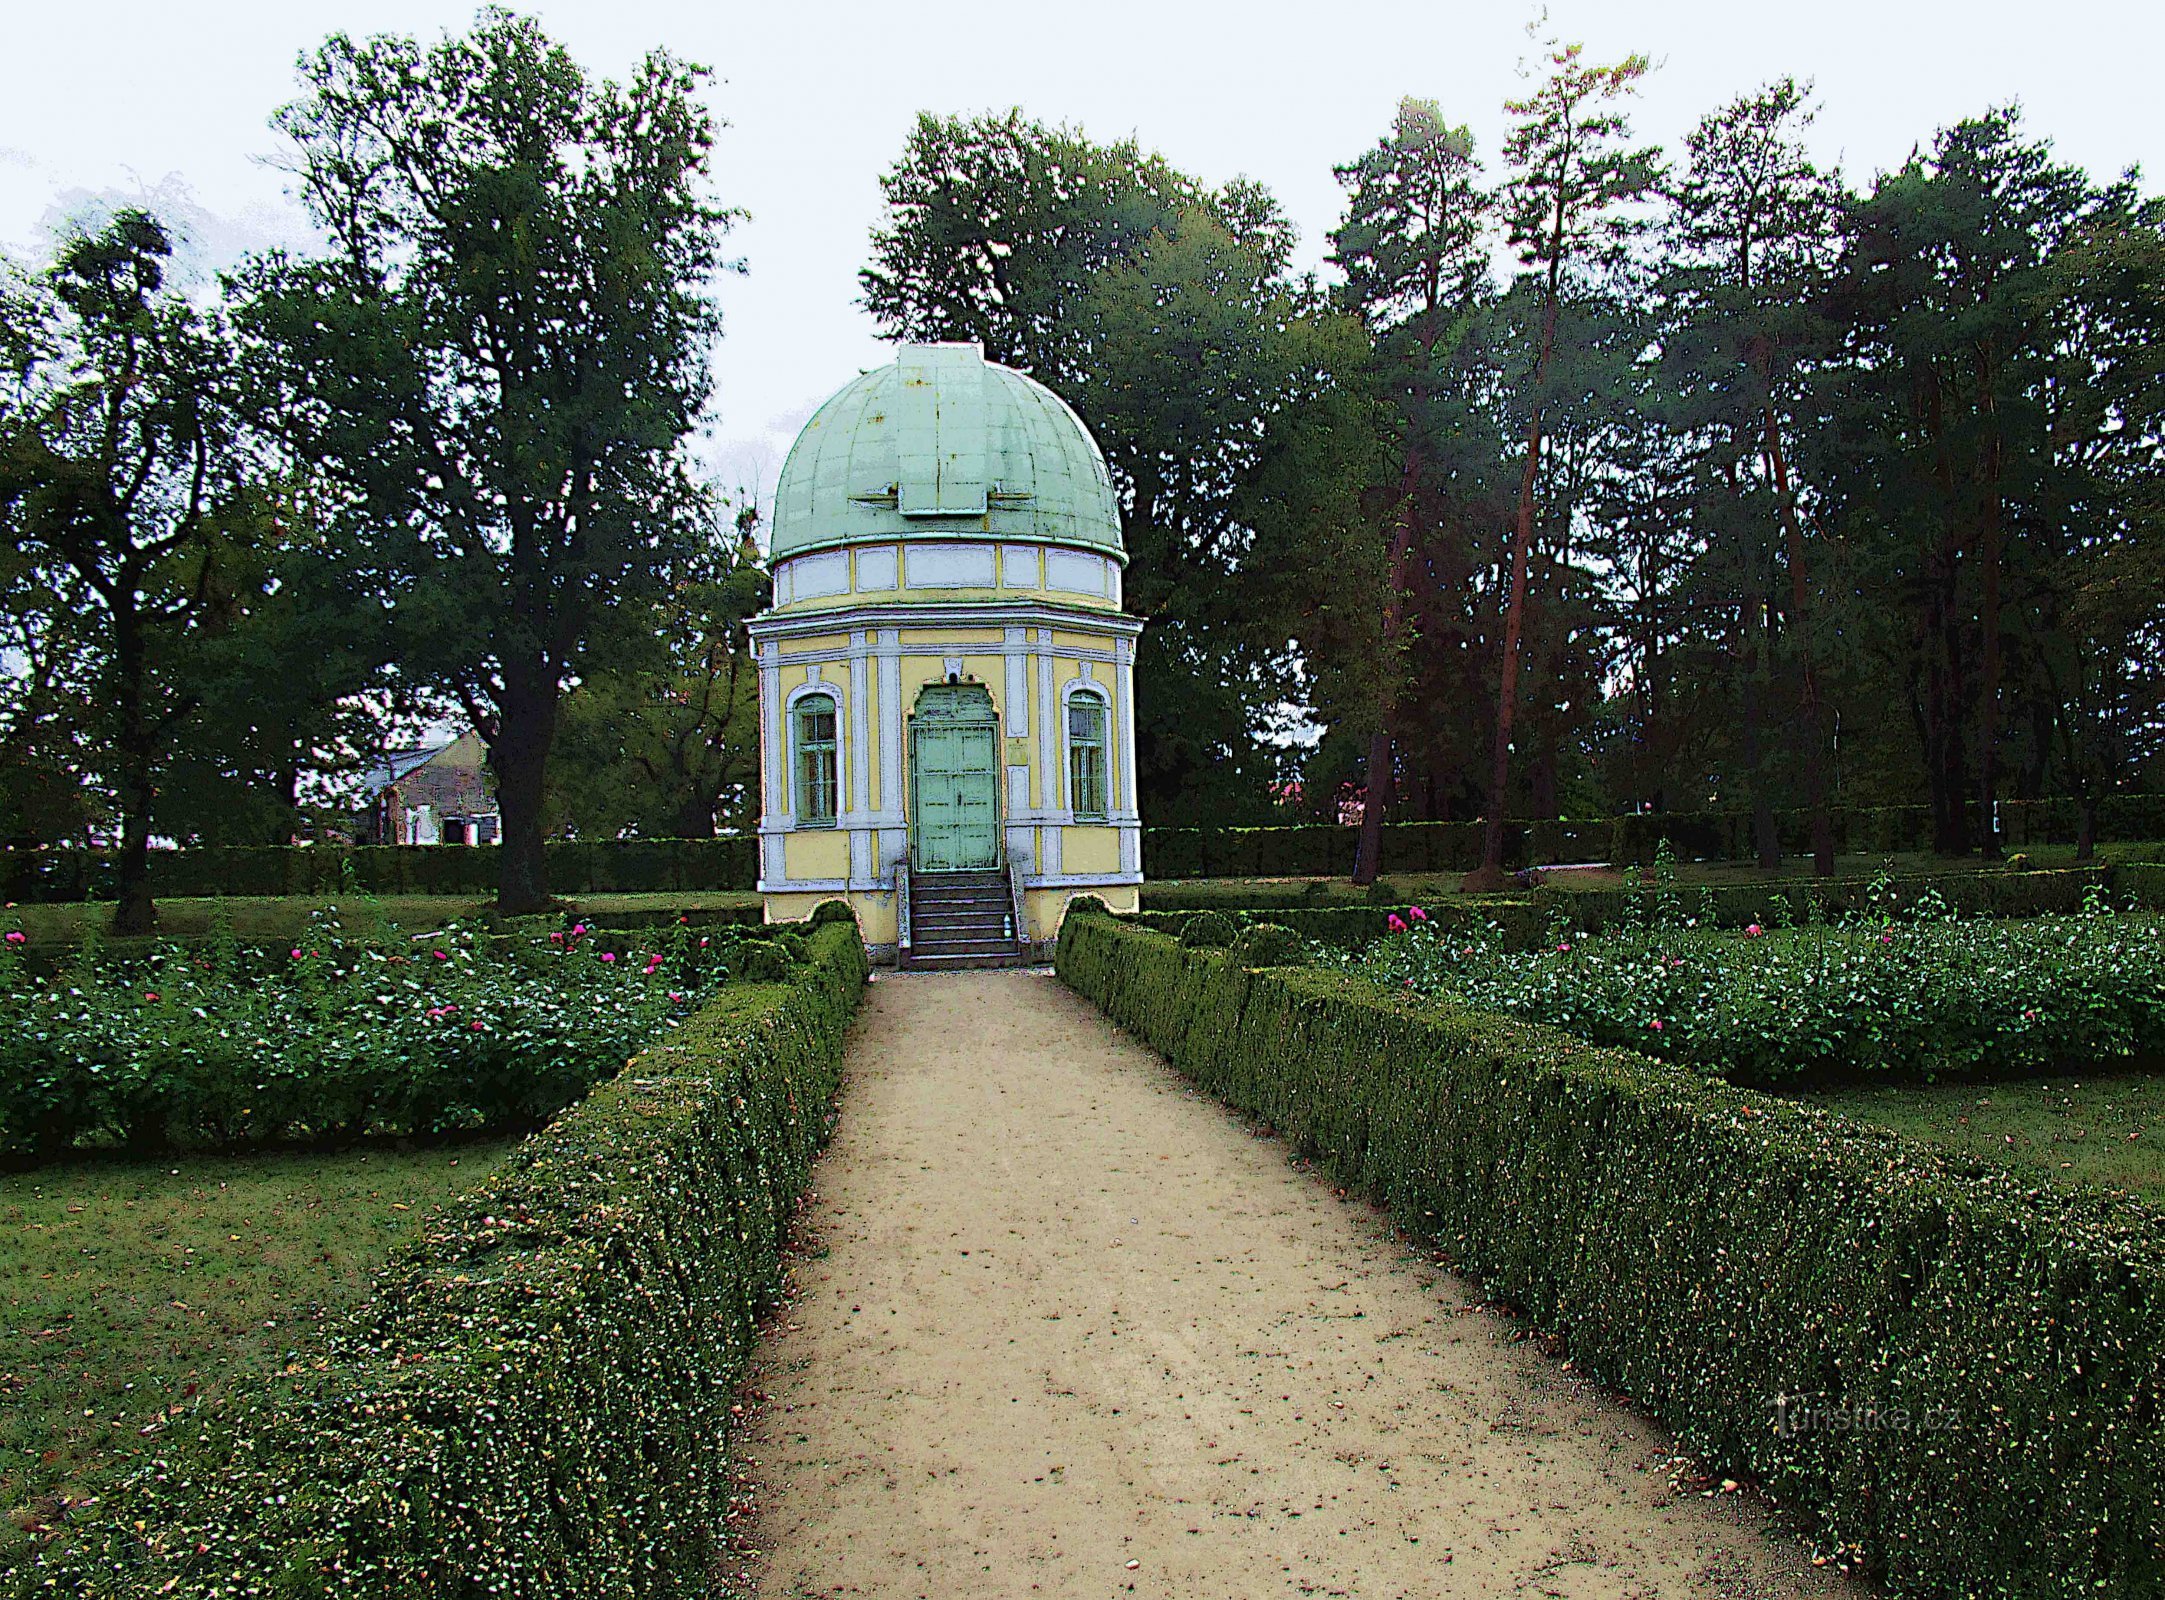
left=1023, top=884, right=1137, bottom=943
left=782, top=829, right=848, bottom=882
left=1060, top=826, right=1121, bottom=876
left=765, top=889, right=900, bottom=947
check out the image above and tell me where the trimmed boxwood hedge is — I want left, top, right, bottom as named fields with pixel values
left=9, top=797, right=2165, bottom=904
left=1056, top=914, right=2164, bottom=1600
left=0, top=838, right=761, bottom=904
left=15, top=919, right=869, bottom=1599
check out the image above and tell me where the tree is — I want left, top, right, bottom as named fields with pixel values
left=548, top=518, right=767, bottom=839
left=245, top=8, right=733, bottom=910
left=0, top=211, right=261, bottom=931
left=1329, top=98, right=1493, bottom=883
left=1827, top=109, right=2115, bottom=853
left=863, top=112, right=1359, bottom=826
left=1660, top=79, right=1846, bottom=873
left=1466, top=40, right=1658, bottom=890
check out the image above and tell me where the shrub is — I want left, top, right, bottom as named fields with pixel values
left=1343, top=905, right=2165, bottom=1086
left=1064, top=893, right=1113, bottom=919
left=1362, top=879, right=1398, bottom=906
left=0, top=924, right=731, bottom=1158
left=732, top=939, right=792, bottom=982
left=1055, top=914, right=2164, bottom=1600
left=1230, top=922, right=1306, bottom=967
left=19, top=922, right=868, bottom=1598
left=776, top=929, right=811, bottom=961
left=808, top=898, right=856, bottom=926
left=1177, top=910, right=1237, bottom=948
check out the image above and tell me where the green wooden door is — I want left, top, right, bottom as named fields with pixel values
left=910, top=685, right=1001, bottom=871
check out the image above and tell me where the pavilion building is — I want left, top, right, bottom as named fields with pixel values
left=746, top=342, right=1143, bottom=965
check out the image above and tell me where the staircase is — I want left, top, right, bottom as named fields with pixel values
left=902, top=868, right=1027, bottom=970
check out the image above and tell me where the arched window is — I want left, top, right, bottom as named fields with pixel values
left=792, top=691, right=839, bottom=826
left=1066, top=687, right=1110, bottom=820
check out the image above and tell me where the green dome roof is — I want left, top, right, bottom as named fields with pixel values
left=770, top=343, right=1123, bottom=564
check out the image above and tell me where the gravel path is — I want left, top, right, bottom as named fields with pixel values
left=737, top=969, right=1864, bottom=1600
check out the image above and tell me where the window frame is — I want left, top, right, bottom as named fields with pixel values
left=790, top=689, right=841, bottom=827
left=1064, top=685, right=1111, bottom=822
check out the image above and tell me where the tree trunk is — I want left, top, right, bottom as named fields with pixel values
left=1761, top=406, right=1834, bottom=875
left=1741, top=597, right=1779, bottom=872
left=491, top=665, right=560, bottom=914
left=1975, top=410, right=2004, bottom=858
left=673, top=790, right=716, bottom=841
left=111, top=602, right=157, bottom=937
left=1467, top=405, right=1543, bottom=892
left=1350, top=725, right=1395, bottom=887
left=1352, top=456, right=1423, bottom=887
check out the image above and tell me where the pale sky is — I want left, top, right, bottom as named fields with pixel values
left=6, top=0, right=2160, bottom=517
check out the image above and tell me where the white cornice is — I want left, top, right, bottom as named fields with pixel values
left=748, top=599, right=1143, bottom=643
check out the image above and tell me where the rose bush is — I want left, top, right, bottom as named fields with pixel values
left=1337, top=889, right=2165, bottom=1085
left=0, top=909, right=782, bottom=1156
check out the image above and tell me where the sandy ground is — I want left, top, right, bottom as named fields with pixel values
left=734, top=969, right=1867, bottom=1600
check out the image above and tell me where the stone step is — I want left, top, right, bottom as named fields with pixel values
left=904, top=948, right=1029, bottom=971
left=910, top=935, right=1025, bottom=958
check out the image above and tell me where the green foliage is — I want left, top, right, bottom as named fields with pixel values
left=0, top=209, right=267, bottom=930
left=1177, top=910, right=1237, bottom=949
left=808, top=898, right=857, bottom=926
left=16, top=922, right=867, bottom=1597
left=242, top=10, right=735, bottom=910
left=1344, top=900, right=2165, bottom=1086
left=546, top=541, right=767, bottom=840
left=1062, top=894, right=1112, bottom=919
left=1229, top=922, right=1306, bottom=967
left=1056, top=913, right=2164, bottom=1600
left=0, top=923, right=731, bottom=1158
left=775, top=929, right=810, bottom=962
left=731, top=939, right=791, bottom=983
left=862, top=109, right=1374, bottom=827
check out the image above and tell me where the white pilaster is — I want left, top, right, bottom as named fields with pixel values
left=1003, top=625, right=1028, bottom=738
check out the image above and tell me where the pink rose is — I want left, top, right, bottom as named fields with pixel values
left=1387, top=914, right=1408, bottom=932
left=1746, top=923, right=1763, bottom=937
left=470, top=1021, right=484, bottom=1031
left=290, top=947, right=303, bottom=959
left=1408, top=906, right=1428, bottom=922
left=1648, top=1018, right=1664, bottom=1031
left=2, top=931, right=23, bottom=945
left=600, top=951, right=616, bottom=963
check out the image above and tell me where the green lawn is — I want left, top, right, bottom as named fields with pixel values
left=1809, top=1072, right=2165, bottom=1205
left=4, top=890, right=763, bottom=948
left=0, top=1141, right=509, bottom=1555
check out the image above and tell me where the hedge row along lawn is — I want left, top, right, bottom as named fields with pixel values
left=1055, top=910, right=2164, bottom=1600
left=3, top=892, right=763, bottom=952
left=0, top=910, right=806, bottom=1157
left=0, top=1141, right=508, bottom=1564
left=1336, top=894, right=2165, bottom=1086
left=10, top=912, right=869, bottom=1599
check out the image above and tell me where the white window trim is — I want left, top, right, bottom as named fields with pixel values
left=786, top=682, right=845, bottom=828
left=1061, top=679, right=1113, bottom=821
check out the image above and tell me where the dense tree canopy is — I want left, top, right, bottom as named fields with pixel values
left=240, top=7, right=735, bottom=910
left=9, top=22, right=2165, bottom=896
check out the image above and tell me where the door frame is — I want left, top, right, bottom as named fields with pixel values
left=907, top=681, right=1004, bottom=872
